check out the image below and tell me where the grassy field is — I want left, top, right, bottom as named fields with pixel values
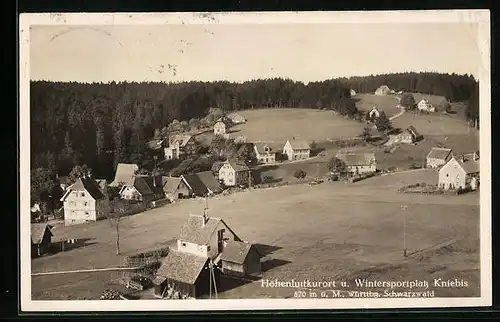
left=229, top=108, right=365, bottom=142
left=353, top=93, right=402, bottom=118
left=32, top=170, right=479, bottom=300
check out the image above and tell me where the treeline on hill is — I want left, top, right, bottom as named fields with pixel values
left=30, top=78, right=355, bottom=179
left=30, top=72, right=479, bottom=182
left=340, top=72, right=479, bottom=122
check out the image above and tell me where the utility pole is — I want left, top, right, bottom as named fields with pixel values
left=401, top=205, right=408, bottom=257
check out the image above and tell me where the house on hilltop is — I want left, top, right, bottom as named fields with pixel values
left=336, top=152, right=377, bottom=176
left=227, top=112, right=247, bottom=124
left=31, top=223, right=53, bottom=257
left=110, top=163, right=139, bottom=187
left=426, top=147, right=453, bottom=168
left=60, top=175, right=109, bottom=226
left=214, top=119, right=231, bottom=137
left=283, top=139, right=310, bottom=161
left=438, top=152, right=479, bottom=190
left=350, top=89, right=357, bottom=96
left=165, top=134, right=197, bottom=160
left=218, top=159, right=251, bottom=187
left=417, top=99, right=436, bottom=113
left=375, top=85, right=391, bottom=96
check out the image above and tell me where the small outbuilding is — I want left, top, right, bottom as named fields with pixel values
left=220, top=241, right=262, bottom=277
left=153, top=250, right=217, bottom=299
left=31, top=223, right=53, bottom=257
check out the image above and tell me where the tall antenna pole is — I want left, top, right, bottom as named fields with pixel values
left=401, top=204, right=408, bottom=257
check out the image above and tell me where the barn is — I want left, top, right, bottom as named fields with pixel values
left=426, top=147, right=453, bottom=168
left=220, top=241, right=262, bottom=277
left=153, top=250, right=219, bottom=299
left=31, top=223, right=53, bottom=257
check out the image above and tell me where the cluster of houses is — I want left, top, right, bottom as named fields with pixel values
left=374, top=85, right=403, bottom=96
left=152, top=211, right=261, bottom=299
left=427, top=147, right=480, bottom=191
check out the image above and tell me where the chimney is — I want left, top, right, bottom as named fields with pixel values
left=461, top=155, right=465, bottom=162
left=202, top=198, right=209, bottom=226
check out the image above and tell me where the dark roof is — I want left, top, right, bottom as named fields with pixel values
left=155, top=250, right=208, bottom=285
left=427, top=147, right=452, bottom=160
left=66, top=176, right=106, bottom=200
left=253, top=142, right=280, bottom=155
left=31, top=223, right=53, bottom=244
left=169, top=134, right=193, bottom=147
left=456, top=154, right=480, bottom=174
left=163, top=176, right=182, bottom=194
left=220, top=241, right=256, bottom=264
left=196, top=171, right=222, bottom=194
left=132, top=175, right=163, bottom=196
left=178, top=214, right=240, bottom=246
left=287, top=140, right=310, bottom=150
left=226, top=159, right=250, bottom=172
left=336, top=152, right=376, bottom=166
left=407, top=126, right=422, bottom=138
left=111, top=163, right=139, bottom=186
left=182, top=173, right=210, bottom=196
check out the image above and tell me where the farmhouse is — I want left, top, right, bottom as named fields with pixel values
left=426, top=147, right=453, bottom=168
left=417, top=99, right=436, bottom=113
left=375, top=85, right=391, bottom=96
left=119, top=175, right=164, bottom=202
left=439, top=153, right=480, bottom=190
left=110, top=163, right=139, bottom=187
left=31, top=223, right=53, bottom=257
left=162, top=176, right=192, bottom=202
left=60, top=175, right=109, bottom=226
left=177, top=213, right=243, bottom=260
left=220, top=241, right=261, bottom=277
left=153, top=249, right=215, bottom=299
left=166, top=134, right=198, bottom=158
left=218, top=159, right=251, bottom=187
left=336, top=152, right=377, bottom=176
left=350, top=89, right=356, bottom=96
left=214, top=119, right=231, bottom=136
left=283, top=139, right=311, bottom=161
left=227, top=112, right=247, bottom=124
left=253, top=142, right=279, bottom=165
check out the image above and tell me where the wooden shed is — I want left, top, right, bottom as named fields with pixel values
left=220, top=241, right=261, bottom=277
left=153, top=250, right=220, bottom=299
left=31, top=223, right=53, bottom=257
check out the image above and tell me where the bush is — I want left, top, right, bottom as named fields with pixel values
left=293, top=169, right=307, bottom=179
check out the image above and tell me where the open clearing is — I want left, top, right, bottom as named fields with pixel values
left=32, top=170, right=479, bottom=300
left=229, top=108, right=365, bottom=142
left=353, top=93, right=402, bottom=118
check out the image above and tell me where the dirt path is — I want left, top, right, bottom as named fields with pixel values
left=389, top=108, right=405, bottom=121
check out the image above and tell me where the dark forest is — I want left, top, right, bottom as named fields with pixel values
left=30, top=72, right=479, bottom=182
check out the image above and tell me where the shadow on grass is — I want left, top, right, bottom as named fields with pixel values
left=261, top=258, right=292, bottom=273
left=218, top=273, right=261, bottom=293
left=46, top=238, right=98, bottom=256
left=310, top=147, right=326, bottom=157
left=227, top=129, right=241, bottom=134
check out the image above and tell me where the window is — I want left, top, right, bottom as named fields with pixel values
left=207, top=246, right=211, bottom=251
left=182, top=242, right=187, bottom=247
left=80, top=192, right=85, bottom=197
left=70, top=201, right=76, bottom=207
left=85, top=211, right=90, bottom=217
left=83, top=202, right=88, bottom=207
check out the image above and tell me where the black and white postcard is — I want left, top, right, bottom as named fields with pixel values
left=19, top=10, right=491, bottom=311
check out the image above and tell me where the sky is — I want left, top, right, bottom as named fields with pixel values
left=29, top=23, right=481, bottom=83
